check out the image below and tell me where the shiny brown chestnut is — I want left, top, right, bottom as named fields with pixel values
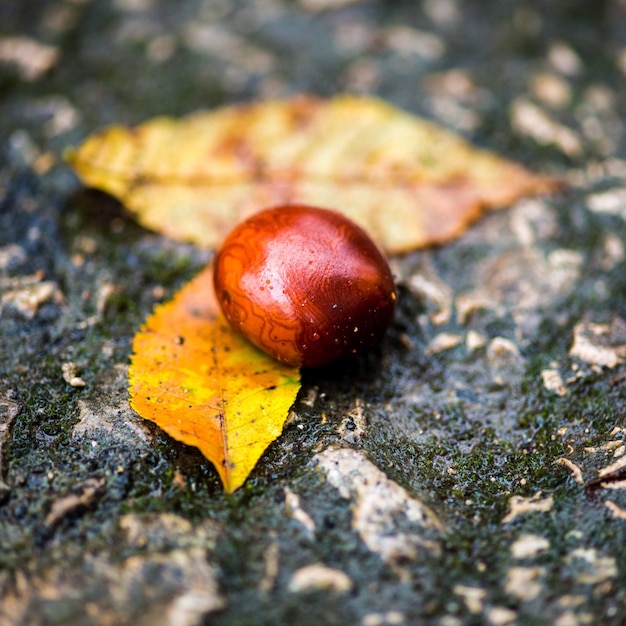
left=213, top=205, right=396, bottom=368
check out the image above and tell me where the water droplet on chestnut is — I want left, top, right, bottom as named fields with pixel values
left=213, top=205, right=397, bottom=368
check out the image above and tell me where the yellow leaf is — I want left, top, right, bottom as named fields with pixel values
left=128, top=265, right=301, bottom=492
left=66, top=95, right=559, bottom=253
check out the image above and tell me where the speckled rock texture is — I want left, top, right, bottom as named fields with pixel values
left=1, top=1, right=626, bottom=625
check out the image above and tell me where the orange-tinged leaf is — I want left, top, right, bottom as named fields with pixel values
left=128, top=265, right=301, bottom=492
left=66, top=95, right=559, bottom=254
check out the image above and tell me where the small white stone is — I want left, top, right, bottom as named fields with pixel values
left=504, top=566, right=546, bottom=601
left=315, top=447, right=442, bottom=567
left=511, top=534, right=551, bottom=559
left=61, top=362, right=86, bottom=388
left=541, top=368, right=568, bottom=396
left=425, top=332, right=463, bottom=355
left=283, top=487, right=316, bottom=536
left=287, top=563, right=352, bottom=593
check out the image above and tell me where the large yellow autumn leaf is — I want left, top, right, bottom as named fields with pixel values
left=66, top=95, right=558, bottom=253
left=128, top=265, right=300, bottom=492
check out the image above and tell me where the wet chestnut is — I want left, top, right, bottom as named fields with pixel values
left=213, top=205, right=396, bottom=368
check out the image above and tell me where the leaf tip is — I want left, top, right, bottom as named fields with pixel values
left=62, top=146, right=77, bottom=165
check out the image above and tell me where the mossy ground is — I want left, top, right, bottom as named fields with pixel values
left=1, top=1, right=626, bottom=624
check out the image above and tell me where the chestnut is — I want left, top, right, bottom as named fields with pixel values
left=213, top=205, right=396, bottom=368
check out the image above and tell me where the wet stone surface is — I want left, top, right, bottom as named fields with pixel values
left=1, top=1, right=626, bottom=625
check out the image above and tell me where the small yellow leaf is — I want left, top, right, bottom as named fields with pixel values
left=66, top=95, right=559, bottom=254
left=128, top=265, right=301, bottom=492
